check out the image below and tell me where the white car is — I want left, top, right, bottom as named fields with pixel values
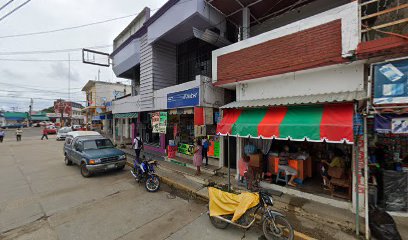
left=56, top=127, right=72, bottom=141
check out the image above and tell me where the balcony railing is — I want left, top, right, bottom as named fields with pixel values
left=360, top=0, right=408, bottom=42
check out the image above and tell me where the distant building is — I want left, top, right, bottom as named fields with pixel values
left=53, top=100, right=85, bottom=126
left=81, top=80, right=131, bottom=134
left=3, top=112, right=28, bottom=126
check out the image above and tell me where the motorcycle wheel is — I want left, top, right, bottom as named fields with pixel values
left=145, top=175, right=160, bottom=192
left=209, top=216, right=229, bottom=229
left=263, top=215, right=294, bottom=240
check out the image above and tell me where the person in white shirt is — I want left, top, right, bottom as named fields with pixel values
left=132, top=133, right=143, bottom=163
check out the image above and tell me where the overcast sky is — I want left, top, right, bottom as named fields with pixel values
left=0, top=0, right=167, bottom=112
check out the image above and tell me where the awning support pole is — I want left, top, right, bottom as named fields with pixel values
left=364, top=115, right=370, bottom=239
left=228, top=136, right=231, bottom=192
left=355, top=129, right=360, bottom=236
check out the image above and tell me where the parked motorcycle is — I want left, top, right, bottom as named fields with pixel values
left=130, top=159, right=160, bottom=192
left=208, top=188, right=294, bottom=240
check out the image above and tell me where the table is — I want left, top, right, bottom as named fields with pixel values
left=269, top=157, right=312, bottom=181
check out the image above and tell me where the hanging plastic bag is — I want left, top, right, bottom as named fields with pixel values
left=369, top=206, right=402, bottom=240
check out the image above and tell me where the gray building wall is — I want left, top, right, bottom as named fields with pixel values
left=139, top=33, right=154, bottom=111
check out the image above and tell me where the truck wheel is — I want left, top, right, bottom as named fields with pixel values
left=64, top=156, right=72, bottom=166
left=80, top=163, right=92, bottom=178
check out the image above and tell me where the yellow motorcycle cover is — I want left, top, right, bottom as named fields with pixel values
left=208, top=187, right=260, bottom=222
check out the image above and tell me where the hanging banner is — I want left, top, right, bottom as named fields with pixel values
left=373, top=58, right=408, bottom=105
left=159, top=112, right=167, bottom=133
left=152, top=112, right=167, bottom=134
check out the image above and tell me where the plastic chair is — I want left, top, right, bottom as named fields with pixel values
left=276, top=168, right=288, bottom=185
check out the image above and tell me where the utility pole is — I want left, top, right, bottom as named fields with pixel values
left=68, top=53, right=71, bottom=126
left=28, top=98, right=33, bottom=127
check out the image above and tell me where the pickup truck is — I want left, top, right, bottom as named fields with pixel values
left=63, top=132, right=127, bottom=177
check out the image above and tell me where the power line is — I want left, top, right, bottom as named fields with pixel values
left=0, top=0, right=15, bottom=12
left=0, top=44, right=112, bottom=55
left=0, top=0, right=31, bottom=22
left=0, top=12, right=139, bottom=39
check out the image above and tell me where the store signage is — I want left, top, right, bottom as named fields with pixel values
left=178, top=143, right=194, bottom=156
left=373, top=58, right=408, bottom=105
left=152, top=112, right=167, bottom=133
left=391, top=118, right=408, bottom=134
left=167, top=87, right=199, bottom=108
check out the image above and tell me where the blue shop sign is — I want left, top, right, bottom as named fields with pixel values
left=167, top=87, right=199, bottom=108
left=373, top=58, right=408, bottom=105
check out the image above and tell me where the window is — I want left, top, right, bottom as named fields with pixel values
left=83, top=139, right=114, bottom=150
left=177, top=38, right=217, bottom=84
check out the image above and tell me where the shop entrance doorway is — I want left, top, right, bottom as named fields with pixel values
left=224, top=136, right=237, bottom=169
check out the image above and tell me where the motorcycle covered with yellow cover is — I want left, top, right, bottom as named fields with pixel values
left=208, top=187, right=293, bottom=240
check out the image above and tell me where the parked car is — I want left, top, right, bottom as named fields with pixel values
left=56, top=127, right=72, bottom=141
left=72, top=125, right=82, bottom=131
left=32, top=122, right=41, bottom=127
left=63, top=131, right=126, bottom=177
left=1, top=123, right=25, bottom=129
left=44, top=126, right=57, bottom=134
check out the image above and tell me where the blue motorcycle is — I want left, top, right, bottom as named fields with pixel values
left=130, top=159, right=160, bottom=192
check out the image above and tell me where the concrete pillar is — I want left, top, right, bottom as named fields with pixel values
left=219, top=136, right=224, bottom=168
left=120, top=119, right=123, bottom=144
left=113, top=117, right=116, bottom=144
left=242, top=7, right=250, bottom=40
left=236, top=137, right=243, bottom=180
left=125, top=118, right=129, bottom=139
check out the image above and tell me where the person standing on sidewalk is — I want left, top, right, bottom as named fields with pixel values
left=193, top=138, right=203, bottom=176
left=41, top=127, right=48, bottom=140
left=132, top=133, right=143, bottom=163
left=0, top=129, right=5, bottom=143
left=15, top=128, right=22, bottom=141
left=202, top=137, right=211, bottom=166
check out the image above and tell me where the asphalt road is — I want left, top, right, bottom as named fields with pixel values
left=0, top=128, right=363, bottom=240
left=0, top=128, right=268, bottom=240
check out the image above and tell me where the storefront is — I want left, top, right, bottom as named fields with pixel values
left=366, top=58, right=408, bottom=213
left=164, top=86, right=221, bottom=160
left=217, top=101, right=362, bottom=204
left=113, top=112, right=138, bottom=144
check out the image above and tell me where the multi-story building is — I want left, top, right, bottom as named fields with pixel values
left=81, top=80, right=131, bottom=134
left=111, top=1, right=230, bottom=155
left=207, top=0, right=408, bottom=235
left=110, top=0, right=407, bottom=235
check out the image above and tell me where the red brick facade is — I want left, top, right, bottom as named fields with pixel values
left=216, top=20, right=347, bottom=85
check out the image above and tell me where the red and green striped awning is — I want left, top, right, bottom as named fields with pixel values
left=217, top=104, right=354, bottom=144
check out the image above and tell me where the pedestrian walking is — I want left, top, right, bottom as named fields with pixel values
left=15, top=128, right=22, bottom=141
left=202, top=137, right=211, bottom=166
left=193, top=138, right=203, bottom=176
left=41, top=127, right=48, bottom=140
left=132, top=133, right=143, bottom=164
left=0, top=129, right=5, bottom=143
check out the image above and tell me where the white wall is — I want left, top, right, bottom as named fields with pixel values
left=236, top=62, right=365, bottom=101
left=94, top=83, right=132, bottom=106
left=200, top=75, right=225, bottom=108
left=112, top=95, right=141, bottom=114
left=212, top=1, right=359, bottom=83
left=153, top=75, right=225, bottom=111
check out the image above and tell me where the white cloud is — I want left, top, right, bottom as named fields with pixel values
left=0, top=0, right=167, bottom=110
